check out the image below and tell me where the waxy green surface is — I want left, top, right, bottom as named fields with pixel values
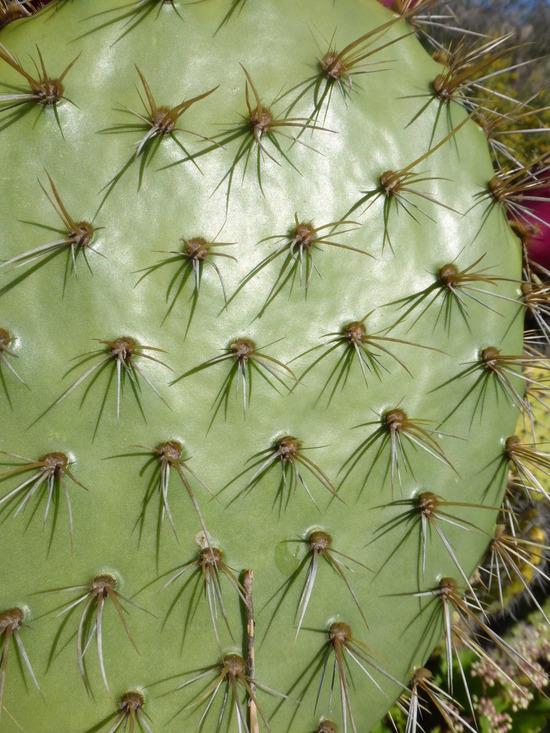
left=0, top=0, right=523, bottom=730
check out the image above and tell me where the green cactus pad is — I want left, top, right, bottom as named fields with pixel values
left=0, top=1, right=526, bottom=731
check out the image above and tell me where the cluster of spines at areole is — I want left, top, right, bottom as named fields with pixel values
left=0, top=0, right=549, bottom=732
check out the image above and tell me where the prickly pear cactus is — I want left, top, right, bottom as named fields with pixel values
left=0, top=1, right=540, bottom=731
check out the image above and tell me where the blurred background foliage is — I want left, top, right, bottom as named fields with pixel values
left=415, top=0, right=550, bottom=159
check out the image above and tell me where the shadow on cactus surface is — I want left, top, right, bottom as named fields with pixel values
left=0, top=0, right=549, bottom=732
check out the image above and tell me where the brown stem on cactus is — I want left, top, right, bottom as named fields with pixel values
left=244, top=570, right=259, bottom=733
